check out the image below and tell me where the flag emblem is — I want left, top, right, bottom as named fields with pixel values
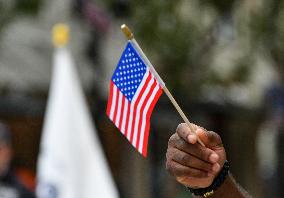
left=107, top=41, right=163, bottom=156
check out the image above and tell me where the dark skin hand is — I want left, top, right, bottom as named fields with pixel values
left=166, top=123, right=250, bottom=198
left=166, top=123, right=226, bottom=188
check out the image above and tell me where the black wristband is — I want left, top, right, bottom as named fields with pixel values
left=187, top=161, right=230, bottom=197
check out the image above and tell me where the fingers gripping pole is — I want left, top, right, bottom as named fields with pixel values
left=163, top=87, right=205, bottom=147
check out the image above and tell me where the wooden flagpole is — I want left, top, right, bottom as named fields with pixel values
left=121, top=24, right=205, bottom=147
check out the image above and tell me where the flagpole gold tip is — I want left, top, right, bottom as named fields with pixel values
left=52, top=23, right=70, bottom=48
left=121, top=24, right=134, bottom=40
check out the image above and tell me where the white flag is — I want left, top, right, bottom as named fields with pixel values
left=36, top=47, right=118, bottom=198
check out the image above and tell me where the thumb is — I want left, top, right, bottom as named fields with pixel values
left=196, top=129, right=223, bottom=149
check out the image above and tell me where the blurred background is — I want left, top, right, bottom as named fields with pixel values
left=0, top=0, right=284, bottom=197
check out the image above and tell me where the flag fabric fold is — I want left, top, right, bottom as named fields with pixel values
left=107, top=41, right=163, bottom=157
left=37, top=47, right=118, bottom=198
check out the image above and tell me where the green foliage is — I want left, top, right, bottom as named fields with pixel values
left=130, top=1, right=208, bottom=98
left=2, top=0, right=284, bottom=96
left=15, top=0, right=42, bottom=14
left=0, top=0, right=41, bottom=33
left=128, top=0, right=284, bottom=99
left=200, top=0, right=236, bottom=13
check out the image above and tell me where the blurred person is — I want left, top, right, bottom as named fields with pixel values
left=0, top=123, right=35, bottom=198
left=166, top=123, right=251, bottom=198
left=256, top=84, right=284, bottom=198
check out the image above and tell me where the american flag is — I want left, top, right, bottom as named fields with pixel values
left=106, top=41, right=163, bottom=157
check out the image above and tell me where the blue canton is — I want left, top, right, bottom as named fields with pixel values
left=112, top=42, right=147, bottom=101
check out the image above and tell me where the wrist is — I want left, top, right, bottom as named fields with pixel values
left=187, top=161, right=230, bottom=197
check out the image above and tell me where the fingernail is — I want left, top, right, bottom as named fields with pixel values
left=209, top=153, right=219, bottom=163
left=212, top=163, right=220, bottom=172
left=187, top=135, right=197, bottom=144
left=196, top=129, right=203, bottom=135
left=207, top=172, right=214, bottom=177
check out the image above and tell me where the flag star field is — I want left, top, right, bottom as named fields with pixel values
left=111, top=42, right=147, bottom=101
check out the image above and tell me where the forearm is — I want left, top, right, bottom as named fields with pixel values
left=193, top=173, right=251, bottom=198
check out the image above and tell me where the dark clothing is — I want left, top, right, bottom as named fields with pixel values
left=0, top=171, right=35, bottom=198
left=266, top=84, right=284, bottom=197
left=277, top=131, right=284, bottom=198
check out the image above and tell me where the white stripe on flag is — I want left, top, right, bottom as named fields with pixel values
left=115, top=92, right=123, bottom=127
left=121, top=99, right=128, bottom=134
left=126, top=104, right=134, bottom=140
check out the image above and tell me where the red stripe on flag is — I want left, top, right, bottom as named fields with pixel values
left=124, top=100, right=131, bottom=137
left=129, top=73, right=152, bottom=143
left=118, top=96, right=125, bottom=131
left=142, top=87, right=163, bottom=157
left=112, top=87, right=120, bottom=125
left=106, top=82, right=114, bottom=116
left=120, top=99, right=129, bottom=134
left=135, top=80, right=157, bottom=149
